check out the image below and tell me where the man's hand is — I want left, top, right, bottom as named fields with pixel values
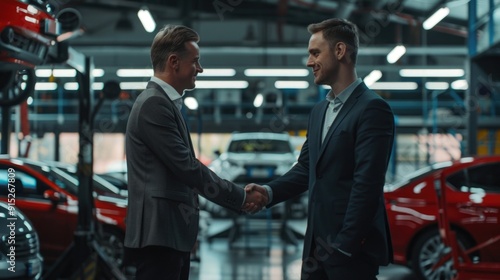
left=242, top=183, right=269, bottom=214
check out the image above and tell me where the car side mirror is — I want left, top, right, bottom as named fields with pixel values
left=43, top=189, right=66, bottom=204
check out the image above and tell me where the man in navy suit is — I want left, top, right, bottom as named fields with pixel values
left=125, top=25, right=267, bottom=280
left=246, top=18, right=395, bottom=279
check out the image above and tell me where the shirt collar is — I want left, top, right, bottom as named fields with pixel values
left=150, top=76, right=184, bottom=102
left=326, top=78, right=362, bottom=104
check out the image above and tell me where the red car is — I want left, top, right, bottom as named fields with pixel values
left=385, top=155, right=500, bottom=280
left=0, top=0, right=59, bottom=70
left=0, top=157, right=127, bottom=267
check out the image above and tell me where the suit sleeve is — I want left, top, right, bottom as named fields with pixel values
left=267, top=135, right=310, bottom=207
left=335, top=97, right=395, bottom=255
left=138, top=95, right=245, bottom=211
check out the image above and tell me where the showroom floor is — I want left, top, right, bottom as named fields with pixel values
left=188, top=218, right=418, bottom=280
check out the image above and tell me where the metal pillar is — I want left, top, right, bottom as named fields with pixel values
left=43, top=50, right=125, bottom=280
left=466, top=0, right=478, bottom=156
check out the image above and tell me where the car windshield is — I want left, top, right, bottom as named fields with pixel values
left=25, top=162, right=123, bottom=197
left=227, top=139, right=292, bottom=153
left=385, top=161, right=452, bottom=191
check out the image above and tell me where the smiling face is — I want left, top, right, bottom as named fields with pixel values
left=175, top=41, right=203, bottom=92
left=306, top=32, right=338, bottom=87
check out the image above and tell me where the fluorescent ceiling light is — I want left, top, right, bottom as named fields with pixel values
left=195, top=80, right=249, bottom=89
left=64, top=82, right=79, bottom=90
left=120, top=82, right=148, bottom=90
left=399, top=69, right=464, bottom=77
left=117, top=68, right=236, bottom=78
left=198, top=69, right=236, bottom=77
left=369, top=82, right=418, bottom=90
left=425, top=82, right=449, bottom=90
left=116, top=69, right=153, bottom=77
left=451, top=79, right=468, bottom=90
left=275, top=81, right=309, bottom=89
left=387, top=45, right=406, bottom=64
left=138, top=7, right=156, bottom=33
left=64, top=82, right=104, bottom=91
left=35, top=82, right=58, bottom=91
left=363, top=70, right=382, bottom=87
left=245, top=69, right=309, bottom=77
left=93, top=83, right=104, bottom=90
left=93, top=69, right=105, bottom=77
left=253, top=93, right=264, bottom=108
left=36, top=69, right=76, bottom=77
left=423, top=7, right=450, bottom=30
left=184, top=97, right=198, bottom=110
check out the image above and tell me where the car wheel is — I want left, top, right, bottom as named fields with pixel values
left=0, top=69, right=35, bottom=107
left=411, top=228, right=474, bottom=280
left=99, top=227, right=125, bottom=268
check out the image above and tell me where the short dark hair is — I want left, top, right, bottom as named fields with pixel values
left=150, top=25, right=199, bottom=72
left=307, top=18, right=359, bottom=65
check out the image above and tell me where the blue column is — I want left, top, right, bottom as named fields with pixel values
left=489, top=0, right=495, bottom=46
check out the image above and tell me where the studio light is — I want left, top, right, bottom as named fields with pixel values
left=451, top=79, right=468, bottom=90
left=198, top=69, right=236, bottom=77
left=363, top=70, right=382, bottom=86
left=399, top=69, right=464, bottom=77
left=423, top=7, right=450, bottom=30
left=245, top=69, right=309, bottom=77
left=137, top=7, right=156, bottom=33
left=253, top=93, right=264, bottom=108
left=184, top=97, right=199, bottom=110
left=274, top=81, right=309, bottom=89
left=368, top=82, right=418, bottom=90
left=195, top=81, right=249, bottom=89
left=386, top=45, right=406, bottom=64
left=425, top=82, right=449, bottom=90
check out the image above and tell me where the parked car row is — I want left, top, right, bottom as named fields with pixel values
left=0, top=156, right=127, bottom=273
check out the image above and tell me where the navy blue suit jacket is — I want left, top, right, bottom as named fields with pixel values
left=268, top=82, right=394, bottom=265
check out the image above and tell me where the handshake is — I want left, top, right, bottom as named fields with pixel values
left=241, top=183, right=269, bottom=214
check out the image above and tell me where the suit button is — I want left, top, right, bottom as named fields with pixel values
left=317, top=175, right=322, bottom=179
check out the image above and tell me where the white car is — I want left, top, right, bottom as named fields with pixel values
left=209, top=132, right=297, bottom=185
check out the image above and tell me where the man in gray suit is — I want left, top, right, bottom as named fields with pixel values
left=124, top=25, right=267, bottom=280
left=246, top=18, right=395, bottom=279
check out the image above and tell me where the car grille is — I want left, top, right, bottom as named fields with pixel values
left=1, top=231, right=39, bottom=261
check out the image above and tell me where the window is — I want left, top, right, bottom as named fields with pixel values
left=447, top=162, right=500, bottom=193
left=0, top=166, right=46, bottom=198
left=228, top=139, right=292, bottom=153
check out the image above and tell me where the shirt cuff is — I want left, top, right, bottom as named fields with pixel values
left=262, top=185, right=273, bottom=206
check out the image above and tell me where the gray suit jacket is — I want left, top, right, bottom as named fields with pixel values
left=268, top=82, right=394, bottom=265
left=124, top=81, right=245, bottom=252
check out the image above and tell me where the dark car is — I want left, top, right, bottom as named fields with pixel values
left=0, top=157, right=127, bottom=267
left=0, top=201, right=43, bottom=279
left=385, top=156, right=500, bottom=280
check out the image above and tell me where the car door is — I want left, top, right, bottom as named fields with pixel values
left=445, top=162, right=500, bottom=262
left=0, top=163, right=74, bottom=260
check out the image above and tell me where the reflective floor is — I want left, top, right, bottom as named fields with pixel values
left=189, top=218, right=418, bottom=280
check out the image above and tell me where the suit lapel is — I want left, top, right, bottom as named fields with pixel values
left=147, top=82, right=195, bottom=154
left=318, top=83, right=366, bottom=158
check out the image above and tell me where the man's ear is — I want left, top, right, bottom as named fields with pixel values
left=168, top=54, right=180, bottom=71
left=335, top=42, right=347, bottom=61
